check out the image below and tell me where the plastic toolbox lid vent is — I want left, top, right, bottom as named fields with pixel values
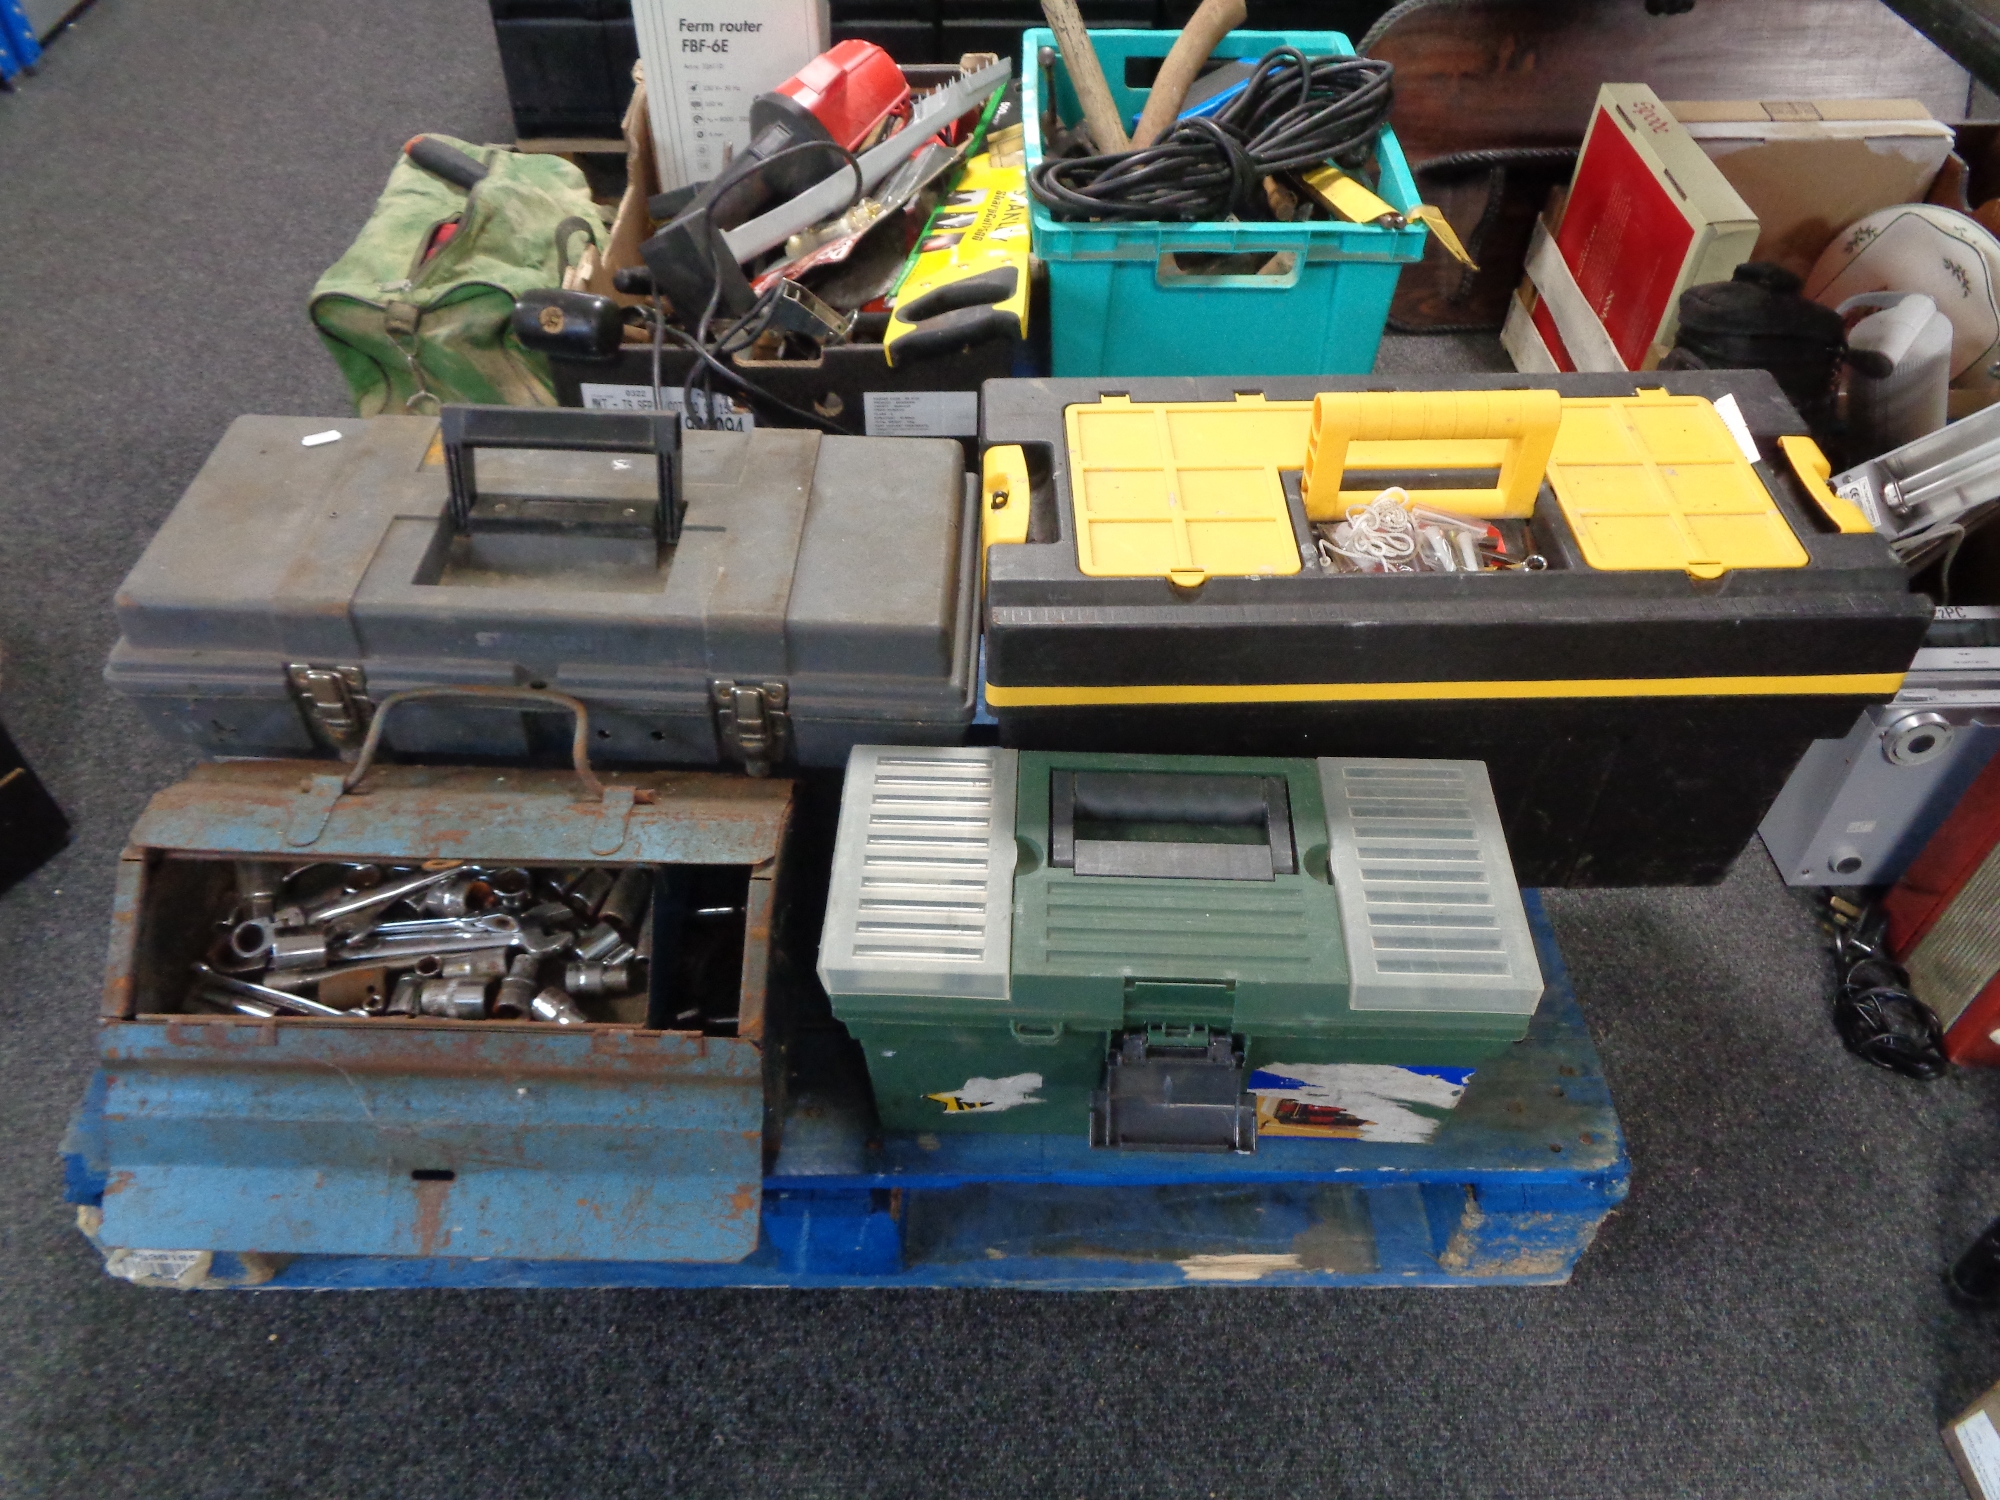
left=818, top=745, right=1018, bottom=1000
left=1319, top=758, right=1543, bottom=1014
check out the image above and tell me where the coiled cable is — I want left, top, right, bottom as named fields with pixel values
left=1031, top=48, right=1394, bottom=222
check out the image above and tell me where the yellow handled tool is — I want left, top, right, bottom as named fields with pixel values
left=884, top=146, right=1032, bottom=366
left=1301, top=389, right=1562, bottom=520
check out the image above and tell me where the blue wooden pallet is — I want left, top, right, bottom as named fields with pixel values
left=65, top=892, right=1627, bottom=1290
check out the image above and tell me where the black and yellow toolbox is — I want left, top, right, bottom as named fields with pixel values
left=976, top=371, right=1933, bottom=886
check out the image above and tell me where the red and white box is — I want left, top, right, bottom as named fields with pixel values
left=1503, top=82, right=1759, bottom=374
left=1887, top=751, right=2000, bottom=1066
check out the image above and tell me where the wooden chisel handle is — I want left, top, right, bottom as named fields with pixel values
left=1040, top=0, right=1129, bottom=154
left=1131, top=0, right=1247, bottom=148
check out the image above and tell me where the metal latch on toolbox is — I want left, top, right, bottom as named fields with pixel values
left=1091, top=1027, right=1257, bottom=1153
left=286, top=664, right=372, bottom=750
left=1793, top=399, right=2000, bottom=570
left=712, top=680, right=790, bottom=777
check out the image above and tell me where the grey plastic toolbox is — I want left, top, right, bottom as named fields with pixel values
left=106, top=407, right=978, bottom=773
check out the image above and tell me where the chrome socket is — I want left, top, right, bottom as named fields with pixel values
left=422, top=874, right=496, bottom=919
left=491, top=954, right=540, bottom=1019
left=575, top=922, right=624, bottom=963
left=419, top=977, right=489, bottom=1020
left=564, top=960, right=635, bottom=998
left=598, top=867, right=652, bottom=937
left=530, top=987, right=588, bottom=1025
left=268, top=929, right=329, bottom=971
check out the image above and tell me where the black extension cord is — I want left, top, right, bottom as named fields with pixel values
left=1828, top=921, right=1949, bottom=1081
left=1030, top=48, right=1394, bottom=223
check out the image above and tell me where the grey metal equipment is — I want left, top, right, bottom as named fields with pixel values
left=1835, top=397, right=2000, bottom=571
left=1761, top=606, right=2000, bottom=886
left=712, top=681, right=791, bottom=778
left=598, top=867, right=651, bottom=937
left=267, top=930, right=329, bottom=971
left=575, top=922, right=625, bottom=963
left=421, top=874, right=496, bottom=918
left=486, top=869, right=533, bottom=911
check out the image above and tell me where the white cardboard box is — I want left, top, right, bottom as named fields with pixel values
left=1947, top=1381, right=2000, bottom=1499
left=631, top=0, right=830, bottom=193
left=1669, top=99, right=1954, bottom=279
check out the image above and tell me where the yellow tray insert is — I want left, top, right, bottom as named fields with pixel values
left=1063, top=394, right=1311, bottom=585
left=1545, top=389, right=1807, bottom=578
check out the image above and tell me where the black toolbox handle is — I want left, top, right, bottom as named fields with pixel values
left=439, top=404, right=684, bottom=546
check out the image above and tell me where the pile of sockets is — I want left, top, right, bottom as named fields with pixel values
left=187, top=861, right=653, bottom=1025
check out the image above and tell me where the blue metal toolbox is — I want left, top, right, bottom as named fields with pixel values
left=67, top=884, right=1626, bottom=1289
left=65, top=688, right=797, bottom=1273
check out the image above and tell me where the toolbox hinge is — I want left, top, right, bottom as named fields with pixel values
left=711, top=680, right=790, bottom=777
left=286, top=664, right=373, bottom=752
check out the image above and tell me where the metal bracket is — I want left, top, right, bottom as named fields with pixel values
left=285, top=773, right=348, bottom=848
left=711, top=680, right=790, bottom=777
left=591, top=784, right=640, bottom=857
left=286, top=664, right=372, bottom=751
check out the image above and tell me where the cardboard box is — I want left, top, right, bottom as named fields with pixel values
left=1946, top=1381, right=2000, bottom=1498
left=1527, top=83, right=1759, bottom=372
left=630, top=0, right=830, bottom=193
left=1669, top=99, right=1954, bottom=279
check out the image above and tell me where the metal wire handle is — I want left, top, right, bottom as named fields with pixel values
left=343, top=686, right=606, bottom=801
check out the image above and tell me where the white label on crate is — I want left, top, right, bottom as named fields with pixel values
left=104, top=1248, right=211, bottom=1287
left=1958, top=1411, right=2000, bottom=1498
left=579, top=382, right=755, bottom=431
left=864, top=390, right=979, bottom=438
left=633, top=0, right=829, bottom=192
left=1248, top=1063, right=1475, bottom=1144
left=924, top=1072, right=1043, bottom=1114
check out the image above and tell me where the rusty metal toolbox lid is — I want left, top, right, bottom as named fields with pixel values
left=130, top=756, right=791, bottom=864
left=83, top=1023, right=766, bottom=1263
left=104, top=413, right=977, bottom=771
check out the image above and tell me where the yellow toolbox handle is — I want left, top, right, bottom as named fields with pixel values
left=1301, top=389, right=1562, bottom=520
left=1777, top=434, right=1877, bottom=535
left=981, top=445, right=1032, bottom=584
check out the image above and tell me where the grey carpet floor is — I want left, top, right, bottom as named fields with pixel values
left=4, top=3, right=2000, bottom=1496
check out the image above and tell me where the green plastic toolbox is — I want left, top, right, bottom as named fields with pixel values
left=817, top=745, right=1543, bottom=1147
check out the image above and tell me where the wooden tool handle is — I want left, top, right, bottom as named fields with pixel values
left=1130, top=0, right=1247, bottom=149
left=1040, top=0, right=1129, bottom=154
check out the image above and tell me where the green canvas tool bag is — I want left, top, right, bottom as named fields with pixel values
left=310, top=137, right=604, bottom=414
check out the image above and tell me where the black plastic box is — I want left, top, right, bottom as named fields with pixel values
left=978, top=371, right=1934, bottom=886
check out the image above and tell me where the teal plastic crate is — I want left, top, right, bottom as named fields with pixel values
left=1022, top=28, right=1427, bottom=377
